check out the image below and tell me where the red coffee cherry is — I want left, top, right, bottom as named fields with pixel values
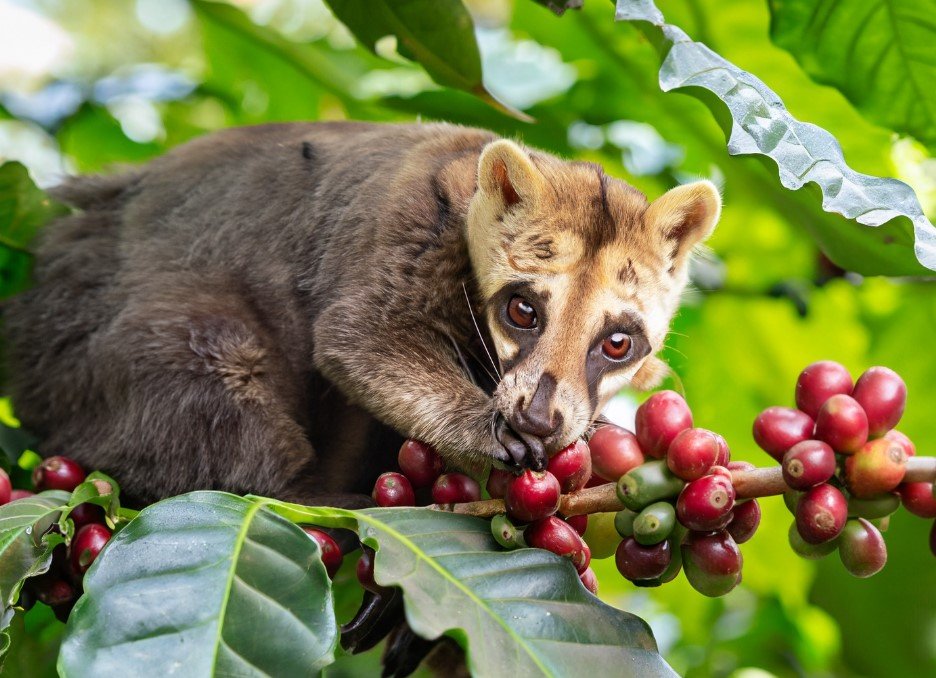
left=753, top=407, right=815, bottom=462
left=615, top=536, right=672, bottom=581
left=588, top=425, right=645, bottom=481
left=838, top=518, right=887, bottom=578
left=525, top=516, right=591, bottom=573
left=505, top=470, right=561, bottom=524
left=795, top=484, right=848, bottom=544
left=9, top=489, right=34, bottom=501
left=302, top=527, right=343, bottom=578
left=898, top=483, right=936, bottom=519
left=634, top=391, right=693, bottom=459
left=680, top=530, right=742, bottom=597
left=851, top=366, right=907, bottom=437
left=844, top=438, right=907, bottom=498
left=69, top=524, right=111, bottom=576
left=565, top=514, right=588, bottom=536
left=727, top=499, right=761, bottom=545
left=34, top=577, right=76, bottom=607
left=666, top=428, right=722, bottom=481
left=69, top=503, right=105, bottom=530
left=486, top=468, right=513, bottom=499
left=32, top=456, right=86, bottom=493
left=431, top=473, right=481, bottom=504
left=0, top=468, right=10, bottom=505
left=814, top=394, right=868, bottom=453
left=884, top=430, right=915, bottom=457
left=372, top=472, right=416, bottom=507
left=356, top=546, right=389, bottom=594
left=547, top=441, right=592, bottom=493
left=795, top=360, right=853, bottom=419
left=676, top=474, right=736, bottom=532
left=782, top=440, right=836, bottom=490
left=579, top=566, right=599, bottom=595
left=397, top=440, right=444, bottom=489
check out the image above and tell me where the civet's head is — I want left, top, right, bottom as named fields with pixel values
left=467, top=139, right=719, bottom=455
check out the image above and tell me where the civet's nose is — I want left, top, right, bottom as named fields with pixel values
left=511, top=373, right=563, bottom=439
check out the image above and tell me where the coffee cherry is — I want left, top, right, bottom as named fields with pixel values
left=844, top=438, right=907, bottom=498
left=681, top=530, right=742, bottom=597
left=898, top=483, right=936, bottom=519
left=581, top=511, right=618, bottom=559
left=788, top=521, right=838, bottom=559
left=795, top=360, right=853, bottom=419
left=884, top=430, right=915, bottom=457
left=666, top=428, right=721, bottom=481
left=302, top=527, right=343, bottom=578
left=782, top=440, right=836, bottom=490
left=356, top=546, right=389, bottom=594
left=491, top=514, right=526, bottom=549
left=838, top=518, right=887, bottom=578
left=616, top=459, right=685, bottom=511
left=615, top=536, right=671, bottom=581
left=753, top=407, right=815, bottom=462
left=565, top=514, right=588, bottom=536
left=0, top=468, right=10, bottom=505
left=676, top=474, right=736, bottom=532
left=34, top=576, right=76, bottom=607
left=783, top=489, right=803, bottom=515
left=69, top=523, right=111, bottom=576
left=69, top=503, right=105, bottom=530
left=32, top=456, right=86, bottom=493
left=634, top=391, right=693, bottom=459
left=588, top=425, right=644, bottom=481
left=848, top=492, right=900, bottom=519
left=372, top=472, right=415, bottom=507
left=431, top=473, right=481, bottom=504
left=397, top=440, right=444, bottom=489
left=614, top=508, right=638, bottom=538
left=713, top=434, right=730, bottom=467
left=9, top=489, right=34, bottom=501
left=579, top=567, right=599, bottom=595
left=525, top=516, right=590, bottom=573
left=505, top=470, right=560, bottom=523
left=795, top=484, right=847, bottom=544
left=852, top=366, right=906, bottom=436
left=814, top=394, right=868, bottom=453
left=486, top=468, right=513, bottom=499
left=727, top=499, right=761, bottom=544
left=547, top=441, right=591, bottom=493
left=633, top=501, right=676, bottom=545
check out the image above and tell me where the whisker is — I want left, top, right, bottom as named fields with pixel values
left=462, top=282, right=502, bottom=383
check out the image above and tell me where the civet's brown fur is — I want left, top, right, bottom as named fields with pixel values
left=4, top=121, right=719, bottom=506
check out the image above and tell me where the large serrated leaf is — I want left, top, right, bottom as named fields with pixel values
left=58, top=492, right=338, bottom=677
left=769, top=0, right=936, bottom=155
left=614, top=0, right=936, bottom=274
left=269, top=503, right=675, bottom=677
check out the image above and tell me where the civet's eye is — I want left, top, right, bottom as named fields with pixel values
left=507, top=295, right=537, bottom=329
left=602, top=332, right=631, bottom=360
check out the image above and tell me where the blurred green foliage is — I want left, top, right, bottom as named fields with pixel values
left=0, top=0, right=934, bottom=676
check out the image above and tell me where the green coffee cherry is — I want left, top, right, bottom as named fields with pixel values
left=491, top=514, right=526, bottom=550
left=633, top=501, right=676, bottom=546
left=847, top=492, right=900, bottom=519
left=614, top=509, right=638, bottom=538
left=616, top=460, right=684, bottom=511
left=787, top=521, right=838, bottom=560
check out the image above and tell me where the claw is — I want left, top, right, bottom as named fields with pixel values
left=341, top=588, right=405, bottom=654
left=494, top=414, right=548, bottom=471
left=381, top=624, right=437, bottom=677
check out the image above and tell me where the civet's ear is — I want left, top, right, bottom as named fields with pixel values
left=477, top=140, right=543, bottom=211
left=644, top=180, right=721, bottom=271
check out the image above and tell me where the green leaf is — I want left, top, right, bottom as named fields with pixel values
left=270, top=502, right=674, bottom=677
left=323, top=0, right=524, bottom=118
left=614, top=0, right=936, bottom=275
left=0, top=424, right=35, bottom=470
left=59, top=492, right=338, bottom=676
left=769, top=0, right=936, bottom=155
left=0, top=162, right=66, bottom=255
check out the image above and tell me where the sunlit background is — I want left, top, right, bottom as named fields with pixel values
left=1, top=1, right=934, bottom=676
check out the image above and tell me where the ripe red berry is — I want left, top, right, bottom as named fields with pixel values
left=547, top=441, right=592, bottom=493
left=505, top=470, right=561, bottom=523
left=676, top=474, right=736, bottom=532
left=615, top=536, right=671, bottom=581
left=838, top=518, right=887, bottom=578
left=782, top=440, right=836, bottom=490
left=727, top=499, right=761, bottom=544
left=486, top=468, right=513, bottom=499
left=565, top=514, right=588, bottom=536
left=898, top=483, right=936, bottom=519
left=680, top=530, right=743, bottom=597
left=431, top=473, right=481, bottom=504
left=852, top=366, right=907, bottom=437
left=34, top=577, right=76, bottom=607
left=32, top=456, right=86, bottom=493
left=9, top=489, right=34, bottom=501
left=356, top=546, right=389, bottom=594
left=579, top=566, right=599, bottom=595
left=795, top=360, right=853, bottom=419
left=525, top=516, right=591, bottom=573
left=844, top=438, right=907, bottom=498
left=713, top=433, right=731, bottom=467
left=397, top=440, right=444, bottom=489
left=752, top=407, right=814, bottom=462
left=795, top=484, right=847, bottom=544
left=0, top=469, right=10, bottom=505
left=884, top=430, right=915, bottom=457
left=372, top=472, right=416, bottom=507
left=634, top=391, right=693, bottom=459
left=301, top=527, right=343, bottom=578
left=814, top=394, right=868, bottom=453
left=588, top=425, right=645, bottom=481
left=69, top=523, right=111, bottom=576
left=69, top=503, right=105, bottom=530
left=666, top=428, right=721, bottom=481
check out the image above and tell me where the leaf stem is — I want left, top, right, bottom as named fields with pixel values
left=435, top=456, right=936, bottom=519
